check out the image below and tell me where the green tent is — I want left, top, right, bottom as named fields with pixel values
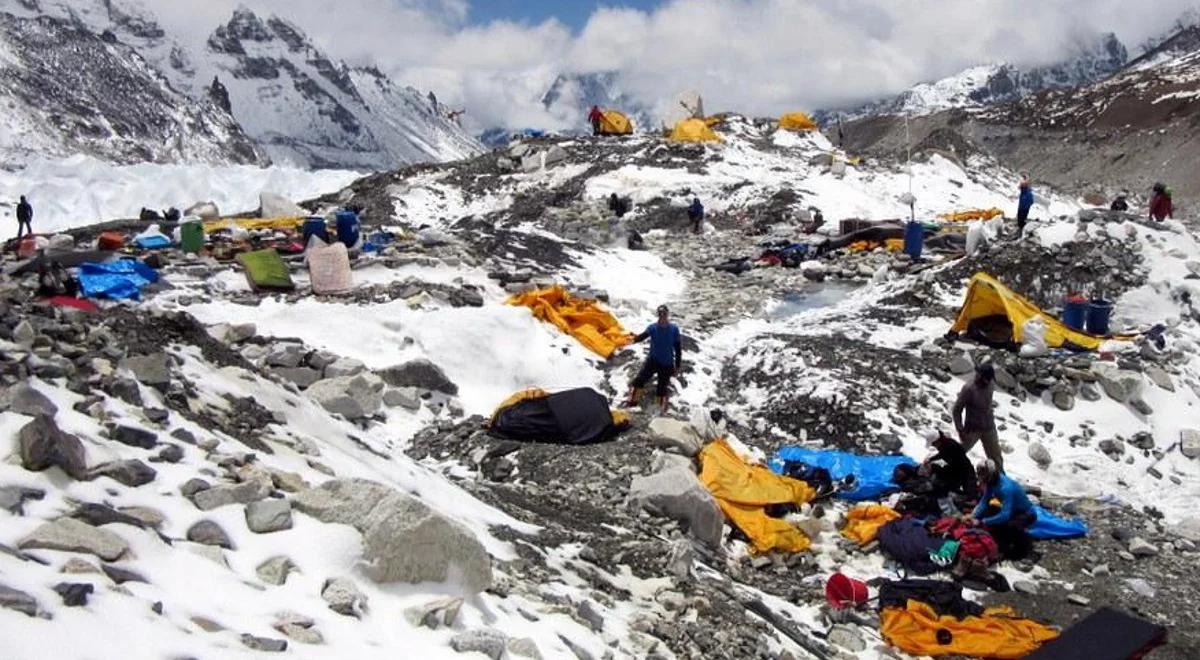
left=237, top=249, right=295, bottom=292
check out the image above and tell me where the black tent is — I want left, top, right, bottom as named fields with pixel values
left=1023, top=607, right=1166, bottom=660
left=489, top=388, right=625, bottom=445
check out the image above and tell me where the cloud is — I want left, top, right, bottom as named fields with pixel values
left=133, top=0, right=1199, bottom=130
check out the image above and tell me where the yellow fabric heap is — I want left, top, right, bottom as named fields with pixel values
left=597, top=110, right=634, bottom=135
left=939, top=208, right=1004, bottom=222
left=202, top=217, right=306, bottom=231
left=698, top=439, right=815, bottom=553
left=881, top=601, right=1059, bottom=659
left=846, top=238, right=905, bottom=253
left=778, top=112, right=818, bottom=131
left=668, top=118, right=722, bottom=143
left=841, top=504, right=901, bottom=545
left=507, top=286, right=632, bottom=358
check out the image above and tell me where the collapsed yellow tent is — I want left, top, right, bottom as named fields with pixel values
left=668, top=118, right=722, bottom=143
left=597, top=110, right=634, bottom=135
left=203, top=217, right=306, bottom=232
left=779, top=112, right=818, bottom=131
left=940, top=208, right=1004, bottom=222
left=881, top=601, right=1058, bottom=659
left=841, top=504, right=901, bottom=545
left=508, top=286, right=632, bottom=358
left=950, top=273, right=1110, bottom=350
left=698, top=439, right=815, bottom=554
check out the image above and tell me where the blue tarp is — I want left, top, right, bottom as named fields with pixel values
left=1029, top=504, right=1088, bottom=539
left=78, top=260, right=159, bottom=300
left=770, top=447, right=916, bottom=501
left=134, top=235, right=171, bottom=250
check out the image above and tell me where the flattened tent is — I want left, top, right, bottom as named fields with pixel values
left=668, top=118, right=721, bottom=143
left=699, top=439, right=815, bottom=553
left=488, top=388, right=630, bottom=445
left=880, top=601, right=1058, bottom=659
left=1021, top=607, right=1165, bottom=660
left=597, top=110, right=634, bottom=135
left=204, top=217, right=306, bottom=232
left=949, top=273, right=1110, bottom=350
left=770, top=447, right=915, bottom=500
left=779, top=112, right=818, bottom=131
left=237, top=249, right=295, bottom=292
left=940, top=208, right=1004, bottom=222
left=508, top=286, right=632, bottom=358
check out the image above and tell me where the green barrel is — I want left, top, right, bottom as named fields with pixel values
left=180, top=220, right=205, bottom=253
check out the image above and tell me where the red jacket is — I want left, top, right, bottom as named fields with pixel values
left=588, top=107, right=603, bottom=123
left=1149, top=193, right=1173, bottom=220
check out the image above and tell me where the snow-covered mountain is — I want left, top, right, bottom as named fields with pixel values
left=0, top=0, right=482, bottom=170
left=827, top=33, right=1129, bottom=120
left=540, top=71, right=657, bottom=133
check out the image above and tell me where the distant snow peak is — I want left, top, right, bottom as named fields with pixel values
left=540, top=71, right=656, bottom=133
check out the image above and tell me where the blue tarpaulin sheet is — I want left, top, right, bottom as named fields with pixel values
left=1029, top=504, right=1088, bottom=539
left=770, top=447, right=916, bottom=500
left=78, top=260, right=159, bottom=300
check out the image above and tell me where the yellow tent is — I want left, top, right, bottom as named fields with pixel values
left=939, top=208, right=1004, bottom=222
left=841, top=504, right=901, bottom=545
left=507, top=286, right=632, bottom=358
left=597, top=110, right=634, bottom=135
left=202, top=217, right=306, bottom=232
left=881, top=601, right=1058, bottom=659
left=668, top=118, right=722, bottom=143
left=950, top=273, right=1117, bottom=350
left=779, top=112, right=818, bottom=131
left=698, top=439, right=815, bottom=554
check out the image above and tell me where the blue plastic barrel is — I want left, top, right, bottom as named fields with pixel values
left=1086, top=299, right=1113, bottom=336
left=903, top=220, right=923, bottom=260
left=1062, top=295, right=1087, bottom=331
left=302, top=217, right=329, bottom=246
left=335, top=210, right=360, bottom=249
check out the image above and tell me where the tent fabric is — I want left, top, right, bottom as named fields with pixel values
left=237, top=249, right=295, bottom=292
left=698, top=439, right=815, bottom=554
left=1028, top=504, right=1088, bottom=540
left=950, top=273, right=1110, bottom=349
left=306, top=240, right=354, bottom=295
left=1022, top=607, right=1166, bottom=660
left=877, top=518, right=943, bottom=575
left=489, top=388, right=628, bottom=445
left=78, top=260, right=159, bottom=300
left=940, top=208, right=1004, bottom=222
left=770, top=447, right=915, bottom=500
left=507, top=286, right=632, bottom=358
left=842, top=504, right=901, bottom=544
left=881, top=601, right=1058, bottom=659
left=203, top=217, right=306, bottom=232
left=668, top=118, right=722, bottom=143
left=42, top=296, right=100, bottom=313
left=597, top=110, right=634, bottom=135
left=778, top=112, right=818, bottom=131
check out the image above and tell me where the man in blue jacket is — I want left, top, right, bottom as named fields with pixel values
left=687, top=197, right=704, bottom=234
left=968, top=460, right=1036, bottom=557
left=1015, top=176, right=1034, bottom=238
left=625, top=304, right=682, bottom=413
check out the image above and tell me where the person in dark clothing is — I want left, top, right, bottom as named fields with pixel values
left=921, top=429, right=978, bottom=499
left=588, top=105, right=604, bottom=136
left=953, top=363, right=1003, bottom=472
left=1015, top=176, right=1034, bottom=238
left=1149, top=182, right=1173, bottom=222
left=1110, top=191, right=1129, bottom=212
left=16, top=195, right=32, bottom=240
left=687, top=197, right=704, bottom=234
left=625, top=304, right=683, bottom=413
left=969, top=459, right=1036, bottom=559
left=608, top=193, right=629, bottom=219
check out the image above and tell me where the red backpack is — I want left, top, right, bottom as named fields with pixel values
left=930, top=518, right=998, bottom=563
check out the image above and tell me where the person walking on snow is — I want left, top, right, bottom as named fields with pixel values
left=953, top=363, right=1004, bottom=473
left=15, top=195, right=32, bottom=240
left=1149, top=182, right=1173, bottom=222
left=688, top=197, right=705, bottom=234
left=1110, top=191, right=1129, bottom=212
left=625, top=304, right=683, bottom=414
left=588, top=105, right=604, bottom=136
left=1015, top=175, right=1034, bottom=238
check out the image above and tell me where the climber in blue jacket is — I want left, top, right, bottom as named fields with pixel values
left=1015, top=175, right=1035, bottom=238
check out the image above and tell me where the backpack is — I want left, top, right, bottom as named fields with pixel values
left=930, top=518, right=998, bottom=564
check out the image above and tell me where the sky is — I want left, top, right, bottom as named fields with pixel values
left=136, top=0, right=1200, bottom=132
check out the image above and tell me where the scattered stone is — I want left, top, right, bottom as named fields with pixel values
left=1094, top=367, right=1141, bottom=403
left=306, top=374, right=384, bottom=420
left=1181, top=429, right=1200, bottom=459
left=0, top=486, right=45, bottom=515
left=1013, top=580, right=1039, bottom=595
left=667, top=539, right=694, bottom=580
left=294, top=479, right=492, bottom=592
left=403, top=597, right=464, bottom=629
left=269, top=469, right=308, bottom=493
left=265, top=344, right=306, bottom=368
left=948, top=353, right=974, bottom=375
left=1130, top=432, right=1156, bottom=450
left=1067, top=594, right=1090, bottom=606
left=240, top=634, right=287, bottom=653
left=0, top=584, right=38, bottom=616
left=179, top=478, right=211, bottom=499
left=273, top=613, right=323, bottom=644
left=994, top=367, right=1018, bottom=391
left=170, top=428, right=197, bottom=444
left=324, top=358, right=366, bottom=378
left=153, top=444, right=184, bottom=463
left=110, top=424, right=158, bottom=449
left=1118, top=550, right=1136, bottom=561
left=1028, top=442, right=1052, bottom=469
left=90, top=459, right=157, bottom=487
left=628, top=466, right=724, bottom=547
left=70, top=503, right=147, bottom=529
left=187, top=520, right=234, bottom=549
left=53, top=582, right=94, bottom=607
left=101, top=564, right=147, bottom=584
left=378, top=359, right=458, bottom=394
left=383, top=387, right=421, bottom=411
left=257, top=556, right=297, bottom=585
left=191, top=616, right=225, bottom=632
left=13, top=319, right=35, bottom=346
left=18, top=517, right=129, bottom=561
left=1051, top=388, right=1074, bottom=411
left=1145, top=366, right=1175, bottom=392
left=143, top=408, right=170, bottom=424
left=321, top=577, right=367, bottom=617
left=2, top=383, right=59, bottom=417
left=191, top=480, right=271, bottom=511
left=508, top=638, right=544, bottom=660
left=273, top=367, right=322, bottom=388
left=1130, top=397, right=1154, bottom=416
left=450, top=629, right=508, bottom=660
left=827, top=625, right=866, bottom=653
left=60, top=558, right=100, bottom=574
left=188, top=542, right=228, bottom=568
left=1128, top=537, right=1158, bottom=558
left=1099, top=439, right=1124, bottom=457
left=18, top=415, right=88, bottom=479
left=119, top=352, right=171, bottom=387
left=576, top=599, right=604, bottom=632
left=647, top=417, right=702, bottom=456
left=1125, top=578, right=1156, bottom=598
left=245, top=499, right=293, bottom=533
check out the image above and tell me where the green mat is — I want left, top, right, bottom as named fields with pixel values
left=237, top=249, right=295, bottom=292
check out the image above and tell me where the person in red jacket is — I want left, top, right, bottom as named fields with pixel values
left=588, top=105, right=604, bottom=136
left=1149, top=182, right=1173, bottom=222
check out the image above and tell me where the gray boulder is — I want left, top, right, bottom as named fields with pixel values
left=1182, top=429, right=1200, bottom=460
left=1, top=383, right=58, bottom=417
left=187, top=520, right=234, bottom=549
left=324, top=358, right=366, bottom=378
left=451, top=629, right=508, bottom=660
left=266, top=344, right=306, bottom=368
left=90, top=459, right=157, bottom=487
left=1028, top=442, right=1052, bottom=469
left=629, top=465, right=724, bottom=547
left=119, top=352, right=171, bottom=387
left=191, top=480, right=271, bottom=511
left=273, top=367, right=322, bottom=389
left=257, top=556, right=298, bottom=585
left=378, top=359, right=458, bottom=395
left=403, top=597, right=464, bottom=629
left=294, top=478, right=492, bottom=593
left=0, top=486, right=45, bottom=515
left=949, top=352, right=975, bottom=375
left=648, top=417, right=702, bottom=457
left=383, top=387, right=421, bottom=411
left=306, top=374, right=384, bottom=420
left=1145, top=366, right=1175, bottom=392
left=245, top=499, right=293, bottom=533
left=0, top=584, right=38, bottom=617
left=110, top=424, right=158, bottom=449
left=1094, top=366, right=1143, bottom=403
left=322, top=577, right=367, bottom=617
left=19, top=416, right=87, bottom=479
left=1129, top=537, right=1159, bottom=558
left=240, top=634, right=287, bottom=653
left=19, top=517, right=129, bottom=560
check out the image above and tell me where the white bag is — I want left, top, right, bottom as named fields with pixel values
left=307, top=240, right=353, bottom=295
left=1019, top=316, right=1049, bottom=357
left=965, top=221, right=986, bottom=255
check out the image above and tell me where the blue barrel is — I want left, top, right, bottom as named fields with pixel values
left=1062, top=295, right=1087, bottom=331
left=335, top=210, right=360, bottom=248
left=302, top=217, right=329, bottom=246
left=903, top=220, right=923, bottom=260
left=1086, top=299, right=1113, bottom=336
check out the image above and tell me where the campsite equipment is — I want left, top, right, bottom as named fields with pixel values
left=1021, top=607, right=1165, bottom=660
left=779, top=112, right=818, bottom=131
left=302, top=217, right=329, bottom=246
left=335, top=210, right=360, bottom=249
left=488, top=388, right=629, bottom=445
left=880, top=601, right=1058, bottom=658
left=1086, top=298, right=1113, bottom=336
left=180, top=220, right=205, bottom=253
left=1062, top=294, right=1087, bottom=331
left=825, top=573, right=869, bottom=609
left=98, top=232, right=125, bottom=251
left=903, top=220, right=923, bottom=260
left=236, top=249, right=295, bottom=292
left=78, top=260, right=159, bottom=300
left=307, top=240, right=353, bottom=295
left=771, top=447, right=916, bottom=501
left=668, top=118, right=721, bottom=143
left=17, top=236, right=39, bottom=258
left=596, top=110, right=634, bottom=135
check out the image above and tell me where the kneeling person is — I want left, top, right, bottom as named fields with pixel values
left=969, top=460, right=1036, bottom=559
